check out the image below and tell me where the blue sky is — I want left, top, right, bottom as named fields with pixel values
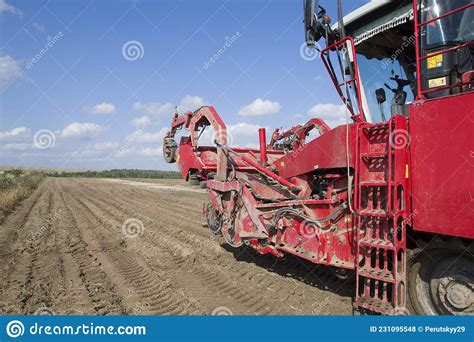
left=1, top=0, right=368, bottom=171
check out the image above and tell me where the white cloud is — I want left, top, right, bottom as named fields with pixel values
left=115, top=146, right=163, bottom=158
left=307, top=103, right=348, bottom=128
left=198, top=122, right=262, bottom=147
left=89, top=142, right=119, bottom=150
left=0, top=0, right=22, bottom=16
left=0, top=143, right=32, bottom=151
left=177, top=95, right=205, bottom=113
left=59, top=122, right=104, bottom=139
left=238, top=98, right=281, bottom=117
left=130, top=115, right=151, bottom=127
left=132, top=95, right=206, bottom=118
left=125, top=128, right=167, bottom=144
left=133, top=101, right=173, bottom=117
left=0, top=127, right=31, bottom=142
left=84, top=102, right=116, bottom=115
left=0, top=56, right=22, bottom=90
left=136, top=147, right=162, bottom=157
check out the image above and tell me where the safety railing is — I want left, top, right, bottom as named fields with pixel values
left=414, top=1, right=474, bottom=98
left=321, top=36, right=366, bottom=122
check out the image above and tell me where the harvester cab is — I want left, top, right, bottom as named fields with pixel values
left=305, top=0, right=474, bottom=122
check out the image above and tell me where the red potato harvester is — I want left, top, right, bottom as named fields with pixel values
left=164, top=0, right=474, bottom=315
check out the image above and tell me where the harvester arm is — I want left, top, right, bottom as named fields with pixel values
left=270, top=118, right=330, bottom=150
left=164, top=106, right=229, bottom=180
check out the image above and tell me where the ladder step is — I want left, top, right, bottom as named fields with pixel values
left=357, top=297, right=394, bottom=314
left=362, top=124, right=390, bottom=132
left=359, top=181, right=390, bottom=187
left=358, top=209, right=389, bottom=217
left=359, top=237, right=394, bottom=249
left=360, top=151, right=390, bottom=158
left=358, top=268, right=395, bottom=282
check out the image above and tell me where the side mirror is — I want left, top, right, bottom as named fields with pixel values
left=304, top=0, right=330, bottom=47
left=375, top=88, right=387, bottom=121
left=304, top=0, right=318, bottom=47
left=375, top=88, right=386, bottom=104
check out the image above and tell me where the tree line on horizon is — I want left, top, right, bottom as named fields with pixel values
left=47, top=169, right=181, bottom=179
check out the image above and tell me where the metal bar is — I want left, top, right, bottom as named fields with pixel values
left=248, top=150, right=258, bottom=160
left=239, top=154, right=299, bottom=191
left=413, top=0, right=424, bottom=99
left=421, top=80, right=472, bottom=95
left=419, top=42, right=474, bottom=60
left=418, top=3, right=473, bottom=27
left=258, top=128, right=268, bottom=164
left=338, top=78, right=356, bottom=87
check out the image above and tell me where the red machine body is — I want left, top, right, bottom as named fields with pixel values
left=164, top=0, right=473, bottom=315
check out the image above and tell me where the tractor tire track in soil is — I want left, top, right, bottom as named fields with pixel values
left=0, top=178, right=353, bottom=315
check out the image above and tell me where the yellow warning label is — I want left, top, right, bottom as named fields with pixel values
left=280, top=161, right=285, bottom=167
left=427, top=54, right=443, bottom=69
left=428, top=76, right=447, bottom=88
left=405, top=164, right=409, bottom=179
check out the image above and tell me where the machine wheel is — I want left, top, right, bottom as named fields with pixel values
left=407, top=240, right=473, bottom=315
left=163, top=138, right=178, bottom=163
left=189, top=175, right=200, bottom=186
left=205, top=203, right=222, bottom=235
left=221, top=217, right=243, bottom=248
left=187, top=170, right=201, bottom=186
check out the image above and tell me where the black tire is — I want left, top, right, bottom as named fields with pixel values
left=205, top=203, right=222, bottom=235
left=407, top=240, right=474, bottom=315
left=163, top=138, right=178, bottom=163
left=189, top=176, right=200, bottom=186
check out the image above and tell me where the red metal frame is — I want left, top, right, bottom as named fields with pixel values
left=413, top=1, right=474, bottom=98
left=321, top=36, right=365, bottom=122
left=164, top=0, right=473, bottom=315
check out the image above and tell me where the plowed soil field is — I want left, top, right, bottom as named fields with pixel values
left=0, top=178, right=353, bottom=315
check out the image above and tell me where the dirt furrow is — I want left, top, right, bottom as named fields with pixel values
left=67, top=178, right=353, bottom=314
left=0, top=178, right=353, bottom=315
